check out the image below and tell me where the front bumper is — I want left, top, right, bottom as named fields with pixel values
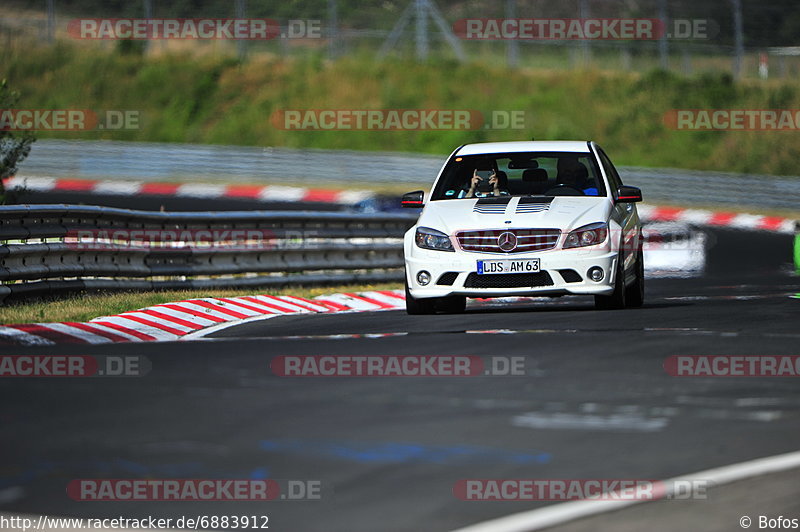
left=405, top=245, right=619, bottom=299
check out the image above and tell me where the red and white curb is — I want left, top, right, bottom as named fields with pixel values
left=5, top=177, right=795, bottom=231
left=0, top=290, right=406, bottom=346
left=4, top=176, right=375, bottom=205
left=638, top=204, right=795, bottom=233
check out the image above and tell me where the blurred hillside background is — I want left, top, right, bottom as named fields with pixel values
left=1, top=0, right=799, bottom=175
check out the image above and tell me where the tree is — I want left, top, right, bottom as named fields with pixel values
left=0, top=79, right=36, bottom=204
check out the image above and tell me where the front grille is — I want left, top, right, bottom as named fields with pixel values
left=464, top=272, right=554, bottom=289
left=436, top=272, right=459, bottom=286
left=558, top=269, right=583, bottom=283
left=456, top=229, right=561, bottom=254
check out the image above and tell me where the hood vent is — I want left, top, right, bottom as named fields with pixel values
left=515, top=197, right=553, bottom=214
left=473, top=197, right=511, bottom=214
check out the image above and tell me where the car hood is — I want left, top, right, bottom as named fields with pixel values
left=417, top=196, right=612, bottom=234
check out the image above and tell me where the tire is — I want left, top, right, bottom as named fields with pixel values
left=405, top=280, right=436, bottom=315
left=625, top=248, right=645, bottom=308
left=594, top=251, right=626, bottom=310
left=436, top=295, right=466, bottom=314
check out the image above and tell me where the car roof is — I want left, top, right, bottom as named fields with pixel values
left=455, top=141, right=592, bottom=156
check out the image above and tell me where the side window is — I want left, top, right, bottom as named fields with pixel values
left=597, top=148, right=623, bottom=194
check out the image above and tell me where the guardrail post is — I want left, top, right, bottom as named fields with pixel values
left=794, top=221, right=800, bottom=274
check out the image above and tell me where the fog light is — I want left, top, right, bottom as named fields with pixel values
left=417, top=270, right=431, bottom=286
left=588, top=267, right=604, bottom=282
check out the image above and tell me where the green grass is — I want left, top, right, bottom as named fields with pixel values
left=0, top=283, right=403, bottom=324
left=2, top=44, right=800, bottom=175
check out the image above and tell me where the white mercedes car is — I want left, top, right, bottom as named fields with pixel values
left=402, top=141, right=644, bottom=314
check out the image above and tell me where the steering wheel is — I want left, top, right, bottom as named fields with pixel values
left=544, top=183, right=585, bottom=196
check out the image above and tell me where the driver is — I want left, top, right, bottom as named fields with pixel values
left=556, top=158, right=598, bottom=196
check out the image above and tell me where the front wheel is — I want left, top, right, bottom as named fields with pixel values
left=436, top=295, right=466, bottom=314
left=405, top=280, right=436, bottom=315
left=624, top=249, right=645, bottom=308
left=404, top=279, right=466, bottom=315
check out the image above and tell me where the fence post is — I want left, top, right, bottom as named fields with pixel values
left=506, top=0, right=519, bottom=67
left=578, top=0, right=590, bottom=66
left=143, top=0, right=152, bottom=54
left=415, top=0, right=428, bottom=60
left=658, top=0, right=668, bottom=70
left=236, top=0, right=247, bottom=60
left=328, top=0, right=339, bottom=59
left=794, top=221, right=800, bottom=274
left=46, top=0, right=55, bottom=43
left=732, top=0, right=744, bottom=78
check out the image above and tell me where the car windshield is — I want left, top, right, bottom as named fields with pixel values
left=431, top=151, right=607, bottom=200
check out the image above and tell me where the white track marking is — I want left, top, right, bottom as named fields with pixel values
left=11, top=176, right=57, bottom=191
left=180, top=313, right=280, bottom=339
left=450, top=449, right=800, bottom=532
left=335, top=190, right=373, bottom=203
left=93, top=181, right=143, bottom=195
left=175, top=183, right=227, bottom=197
left=259, top=186, right=307, bottom=201
left=677, top=209, right=714, bottom=225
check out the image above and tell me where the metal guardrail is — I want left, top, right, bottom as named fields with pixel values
left=19, top=140, right=800, bottom=211
left=0, top=205, right=418, bottom=303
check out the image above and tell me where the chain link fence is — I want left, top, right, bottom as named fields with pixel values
left=4, top=0, right=800, bottom=80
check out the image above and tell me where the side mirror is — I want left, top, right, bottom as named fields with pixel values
left=616, top=186, right=642, bottom=203
left=401, top=190, right=425, bottom=208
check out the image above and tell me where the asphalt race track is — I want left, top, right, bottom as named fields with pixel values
left=1, top=228, right=799, bottom=532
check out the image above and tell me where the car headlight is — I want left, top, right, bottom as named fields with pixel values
left=563, top=222, right=608, bottom=249
left=415, top=227, right=454, bottom=252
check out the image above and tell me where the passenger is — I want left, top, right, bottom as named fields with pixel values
left=464, top=169, right=509, bottom=198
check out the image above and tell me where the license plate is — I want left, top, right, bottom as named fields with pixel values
left=477, top=258, right=540, bottom=274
